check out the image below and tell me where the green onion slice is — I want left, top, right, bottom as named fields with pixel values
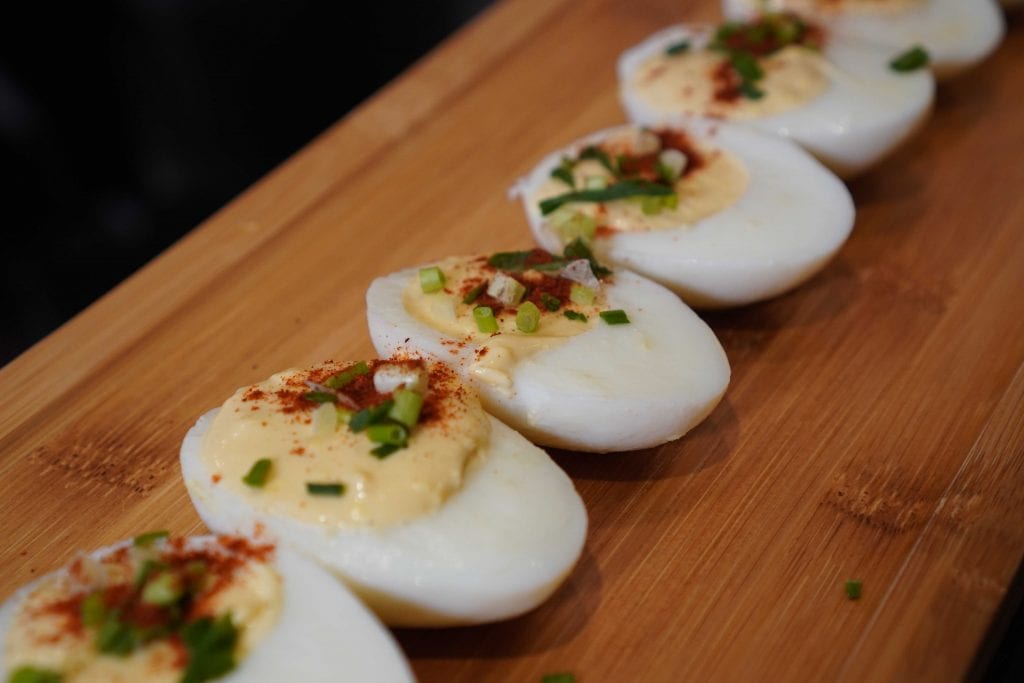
left=349, top=400, right=394, bottom=432
left=473, top=306, right=499, bottom=334
left=487, top=251, right=532, bottom=271
left=302, top=390, right=336, bottom=404
left=324, top=361, right=369, bottom=389
left=665, top=40, right=690, bottom=56
left=366, top=422, right=409, bottom=446
left=516, top=301, right=541, bottom=333
left=539, top=179, right=675, bottom=216
left=9, top=667, right=64, bottom=683
left=242, top=458, right=272, bottom=488
left=541, top=674, right=577, bottom=683
left=388, top=389, right=424, bottom=429
left=563, top=237, right=612, bottom=277
left=133, top=530, right=169, bottom=548
left=845, top=579, right=863, bottom=600
left=80, top=592, right=107, bottom=627
left=462, top=281, right=487, bottom=304
left=306, top=482, right=345, bottom=496
left=570, top=283, right=596, bottom=306
left=540, top=292, right=561, bottom=311
left=564, top=310, right=588, bottom=322
left=418, top=266, right=446, bottom=293
left=141, top=572, right=183, bottom=606
left=889, top=45, right=929, bottom=72
left=579, top=145, right=620, bottom=177
left=600, top=309, right=631, bottom=325
left=180, top=614, right=239, bottom=683
left=371, top=443, right=403, bottom=459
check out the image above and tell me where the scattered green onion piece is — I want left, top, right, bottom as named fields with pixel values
left=349, top=400, right=394, bottom=432
left=579, top=145, right=619, bottom=177
left=550, top=161, right=576, bottom=188
left=133, top=530, right=169, bottom=548
left=665, top=40, right=690, bottom=56
left=96, top=614, right=136, bottom=655
left=80, top=592, right=106, bottom=628
left=583, top=175, right=608, bottom=190
left=563, top=237, right=612, bottom=277
left=324, top=360, right=369, bottom=389
left=242, top=458, right=272, bottom=488
left=462, top=281, right=487, bottom=304
left=845, top=579, right=863, bottom=600
left=552, top=211, right=597, bottom=245
left=540, top=292, right=561, bottom=311
left=539, top=179, right=675, bottom=216
left=134, top=559, right=167, bottom=588
left=564, top=310, right=588, bottom=323
left=418, top=266, right=446, bottom=293
left=142, top=572, right=183, bottom=606
left=487, top=250, right=532, bottom=271
left=600, top=309, right=631, bottom=325
left=488, top=272, right=526, bottom=305
left=889, top=45, right=929, bottom=72
left=641, top=195, right=666, bottom=215
left=570, top=284, right=596, bottom=306
left=371, top=443, right=403, bottom=459
left=180, top=614, right=239, bottom=683
left=389, top=389, right=424, bottom=429
left=336, top=406, right=353, bottom=424
left=186, top=560, right=207, bottom=578
left=516, top=301, right=541, bottom=333
left=302, top=390, right=336, bottom=404
left=366, top=422, right=409, bottom=446
left=306, top=482, right=345, bottom=496
left=473, top=306, right=499, bottom=334
left=9, top=667, right=63, bottom=683
left=541, top=674, right=577, bottom=683
left=532, top=259, right=567, bottom=272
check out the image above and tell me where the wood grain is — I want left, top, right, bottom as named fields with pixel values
left=2, top=1, right=1023, bottom=681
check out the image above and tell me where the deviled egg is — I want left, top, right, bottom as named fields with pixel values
left=366, top=245, right=730, bottom=452
left=721, top=0, right=1005, bottom=79
left=618, top=12, right=934, bottom=176
left=0, top=534, right=413, bottom=682
left=513, top=122, right=854, bottom=308
left=180, top=357, right=587, bottom=627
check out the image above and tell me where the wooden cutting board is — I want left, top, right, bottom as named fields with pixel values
left=2, top=1, right=1022, bottom=680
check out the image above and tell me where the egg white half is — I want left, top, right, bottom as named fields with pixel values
left=0, top=536, right=414, bottom=683
left=618, top=24, right=935, bottom=177
left=515, top=122, right=855, bottom=308
left=367, top=266, right=730, bottom=452
left=182, top=411, right=588, bottom=628
left=722, top=0, right=1005, bottom=79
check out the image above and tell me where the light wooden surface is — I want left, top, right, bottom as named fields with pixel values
left=2, top=0, right=1023, bottom=680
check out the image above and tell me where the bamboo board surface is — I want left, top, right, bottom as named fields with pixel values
left=2, top=0, right=1023, bottom=680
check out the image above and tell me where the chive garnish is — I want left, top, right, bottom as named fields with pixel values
left=488, top=251, right=532, bottom=271
left=889, top=45, right=929, bottom=72
left=845, top=579, right=863, bottom=600
left=600, top=309, right=631, bottom=325
left=419, top=266, right=446, bottom=293
left=579, top=145, right=620, bottom=177
left=349, top=400, right=394, bottom=432
left=516, top=301, right=541, bottom=333
left=142, top=572, right=183, bottom=606
left=366, top=422, right=409, bottom=447
left=80, top=592, right=106, bottom=628
left=474, top=306, right=499, bottom=334
left=133, top=530, right=169, bottom=548
left=665, top=40, right=690, bottom=56
left=242, top=458, right=272, bottom=487
left=570, top=283, right=595, bottom=306
left=564, top=310, right=588, bottom=322
left=541, top=674, right=577, bottom=683
left=462, top=281, right=487, bottom=304
left=371, top=443, right=403, bottom=459
left=180, top=614, right=239, bottom=683
left=539, top=179, right=675, bottom=215
left=8, top=667, right=63, bottom=683
left=563, top=237, right=612, bottom=277
left=388, top=389, right=424, bottom=429
left=302, top=390, right=337, bottom=404
left=96, top=613, right=137, bottom=655
left=540, top=292, right=561, bottom=311
left=324, top=360, right=369, bottom=389
left=551, top=157, right=577, bottom=188
left=306, top=482, right=345, bottom=496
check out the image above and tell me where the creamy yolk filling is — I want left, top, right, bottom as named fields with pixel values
left=632, top=44, right=829, bottom=119
left=529, top=128, right=749, bottom=234
left=5, top=537, right=280, bottom=683
left=403, top=254, right=608, bottom=389
left=201, top=359, right=490, bottom=528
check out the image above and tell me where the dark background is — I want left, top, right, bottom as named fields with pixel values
left=0, top=1, right=1020, bottom=677
left=0, top=0, right=492, bottom=365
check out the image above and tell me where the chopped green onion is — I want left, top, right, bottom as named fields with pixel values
left=142, top=572, right=182, bottom=606
left=488, top=272, right=526, bottom=305
left=180, top=614, right=239, bottom=683
left=487, top=251, right=533, bottom=271
left=349, top=400, right=394, bottom=432
left=532, top=260, right=568, bottom=272
left=540, top=292, right=561, bottom=311
left=242, top=458, right=272, bottom=487
left=336, top=407, right=353, bottom=424
left=579, top=146, right=619, bottom=177
left=539, top=179, right=675, bottom=215
left=324, top=361, right=369, bottom=389
left=418, top=266, right=446, bottom=293
left=371, top=443, right=403, bottom=459
left=366, top=422, right=409, bottom=446
left=80, top=591, right=106, bottom=628
left=96, top=613, right=136, bottom=655
left=730, top=50, right=764, bottom=83
left=665, top=40, right=690, bottom=56
left=134, top=559, right=167, bottom=588
left=516, top=301, right=541, bottom=333
left=600, top=309, right=631, bottom=325
left=462, top=281, right=487, bottom=304
left=583, top=175, right=608, bottom=190
left=890, top=45, right=929, bottom=72
left=474, top=306, right=499, bottom=334
left=551, top=210, right=597, bottom=245
left=570, top=283, right=596, bottom=306
left=388, top=389, right=424, bottom=429
left=845, top=579, right=863, bottom=600
left=306, top=482, right=345, bottom=496
left=564, top=310, right=588, bottom=323
left=563, top=237, right=612, bottom=277
left=133, top=530, right=169, bottom=548
left=550, top=157, right=576, bottom=188
left=9, top=667, right=63, bottom=683
left=302, top=390, right=336, bottom=404
left=541, top=674, right=577, bottom=683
